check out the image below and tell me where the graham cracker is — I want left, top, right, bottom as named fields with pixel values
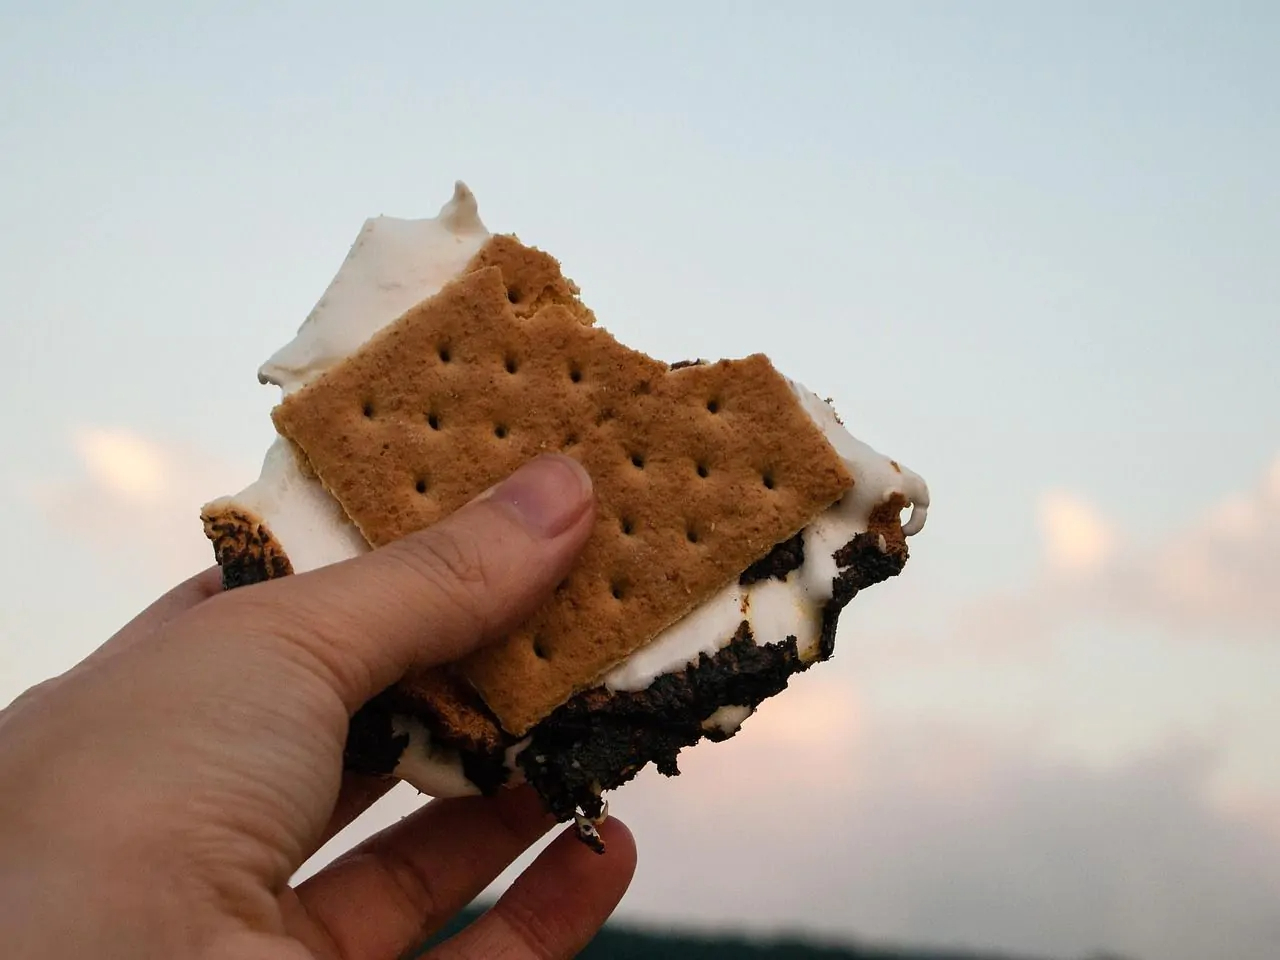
left=272, top=257, right=852, bottom=735
left=465, top=234, right=596, bottom=328
left=391, top=669, right=506, bottom=755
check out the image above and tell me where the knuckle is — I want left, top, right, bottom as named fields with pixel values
left=492, top=789, right=556, bottom=847
left=493, top=898, right=561, bottom=960
left=388, top=529, right=495, bottom=633
left=378, top=847, right=444, bottom=927
left=201, top=589, right=371, bottom=707
left=0, top=676, right=61, bottom=720
left=415, top=528, right=491, bottom=589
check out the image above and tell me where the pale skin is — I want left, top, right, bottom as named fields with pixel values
left=0, top=455, right=637, bottom=959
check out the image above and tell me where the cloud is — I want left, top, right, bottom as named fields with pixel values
left=966, top=454, right=1280, bottom=644
left=34, top=426, right=254, bottom=586
left=1037, top=490, right=1115, bottom=575
left=609, top=701, right=1280, bottom=960
left=301, top=685, right=1280, bottom=960
left=1135, top=458, right=1280, bottom=630
left=71, top=427, right=172, bottom=502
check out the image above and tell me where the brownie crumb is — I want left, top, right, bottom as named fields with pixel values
left=345, top=692, right=409, bottom=776
left=739, top=531, right=805, bottom=585
left=518, top=623, right=804, bottom=822
left=818, top=502, right=909, bottom=661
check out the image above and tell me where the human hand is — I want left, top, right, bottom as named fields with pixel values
left=0, top=455, right=636, bottom=960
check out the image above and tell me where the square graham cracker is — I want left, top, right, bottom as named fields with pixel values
left=273, top=264, right=852, bottom=734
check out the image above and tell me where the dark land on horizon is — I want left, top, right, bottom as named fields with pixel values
left=415, top=906, right=1112, bottom=959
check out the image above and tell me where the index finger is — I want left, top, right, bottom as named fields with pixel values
left=427, top=818, right=636, bottom=960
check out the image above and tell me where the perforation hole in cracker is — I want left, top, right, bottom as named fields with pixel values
left=272, top=235, right=852, bottom=735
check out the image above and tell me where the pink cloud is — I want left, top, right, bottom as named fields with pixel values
left=611, top=709, right=1280, bottom=960
left=1038, top=489, right=1116, bottom=576
left=32, top=426, right=254, bottom=587
left=963, top=454, right=1280, bottom=645
left=300, top=678, right=1280, bottom=960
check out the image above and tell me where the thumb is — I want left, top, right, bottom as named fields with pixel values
left=198, top=454, right=595, bottom=711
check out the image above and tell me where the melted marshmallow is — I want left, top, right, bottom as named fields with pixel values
left=391, top=715, right=480, bottom=798
left=260, top=181, right=489, bottom=395
left=701, top=704, right=754, bottom=737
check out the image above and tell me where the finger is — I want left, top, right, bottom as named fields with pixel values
left=317, top=772, right=397, bottom=847
left=199, top=454, right=595, bottom=711
left=430, top=818, right=636, bottom=960
left=90, top=566, right=224, bottom=661
left=287, top=787, right=556, bottom=960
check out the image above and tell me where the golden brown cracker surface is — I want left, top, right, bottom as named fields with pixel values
left=273, top=260, right=851, bottom=735
left=464, top=234, right=596, bottom=327
left=392, top=669, right=506, bottom=754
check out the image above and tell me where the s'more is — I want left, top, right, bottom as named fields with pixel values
left=202, top=183, right=929, bottom=850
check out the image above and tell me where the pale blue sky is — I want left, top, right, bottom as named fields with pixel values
left=2, top=4, right=1278, bottom=958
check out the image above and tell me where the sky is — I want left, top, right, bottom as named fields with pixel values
left=2, top=3, right=1278, bottom=958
